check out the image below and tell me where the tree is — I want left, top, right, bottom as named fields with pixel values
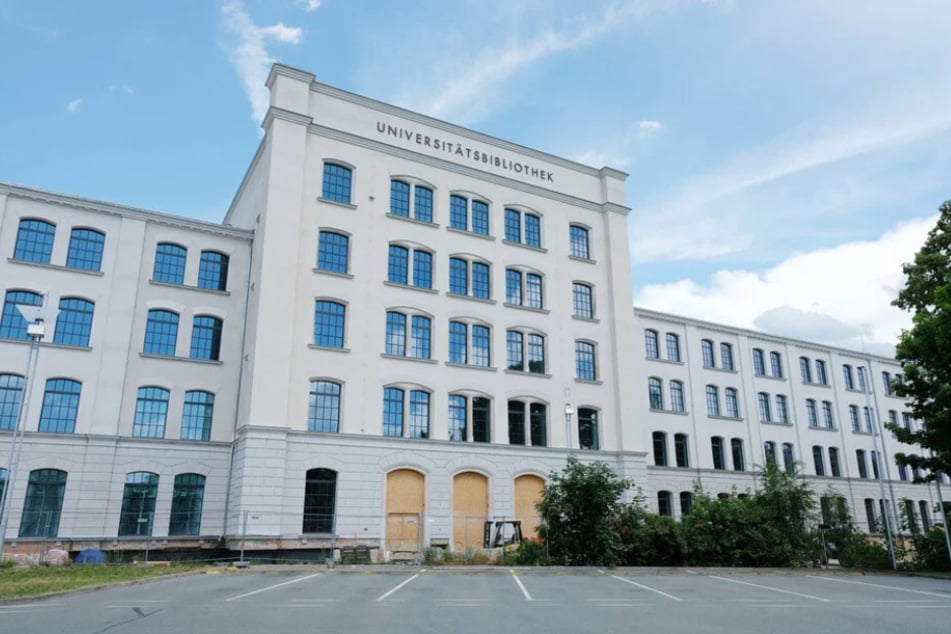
left=889, top=200, right=951, bottom=478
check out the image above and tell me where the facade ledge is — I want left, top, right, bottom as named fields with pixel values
left=760, top=420, right=792, bottom=427
left=384, top=281, right=439, bottom=295
left=149, top=279, right=231, bottom=297
left=307, top=344, right=351, bottom=354
left=444, top=362, right=497, bottom=372
left=445, top=292, right=496, bottom=305
left=806, top=426, right=839, bottom=433
left=574, top=378, right=603, bottom=386
left=649, top=408, right=689, bottom=416
left=380, top=353, right=437, bottom=365
left=386, top=213, right=439, bottom=229
left=646, top=357, right=684, bottom=366
left=501, top=239, right=548, bottom=254
left=139, top=353, right=224, bottom=365
left=0, top=337, right=92, bottom=352
left=312, top=268, right=354, bottom=280
left=446, top=226, right=495, bottom=241
left=704, top=366, right=738, bottom=374
left=317, top=197, right=358, bottom=210
left=801, top=381, right=832, bottom=388
left=754, top=374, right=787, bottom=382
left=709, top=415, right=743, bottom=422
left=7, top=257, right=105, bottom=277
left=572, top=315, right=599, bottom=324
left=503, top=302, right=549, bottom=315
left=503, top=369, right=551, bottom=379
left=568, top=255, right=597, bottom=265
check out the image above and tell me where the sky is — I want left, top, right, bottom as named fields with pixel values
left=1, top=0, right=949, bottom=356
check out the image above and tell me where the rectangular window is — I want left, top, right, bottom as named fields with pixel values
left=505, top=209, right=521, bottom=242
left=322, top=163, right=352, bottom=203
left=850, top=405, right=860, bottom=432
left=569, top=225, right=590, bottom=259
left=388, top=246, right=409, bottom=285
left=706, top=385, right=720, bottom=417
left=856, top=450, right=868, bottom=478
left=731, top=438, right=745, bottom=471
left=313, top=301, right=345, bottom=348
left=813, top=446, right=825, bottom=476
left=666, top=334, right=681, bottom=362
left=753, top=349, right=765, bottom=376
left=473, top=397, right=490, bottom=443
left=197, top=251, right=229, bottom=291
left=575, top=341, right=596, bottom=381
left=383, top=388, right=403, bottom=437
left=508, top=401, right=525, bottom=445
left=674, top=433, right=689, bottom=468
left=782, top=442, right=795, bottom=473
left=670, top=381, right=685, bottom=413
left=720, top=343, right=734, bottom=370
left=414, top=185, right=433, bottom=223
left=66, top=228, right=105, bottom=272
left=725, top=388, right=740, bottom=418
left=573, top=283, right=594, bottom=318
left=450, top=195, right=468, bottom=230
left=882, top=371, right=892, bottom=396
left=653, top=432, right=667, bottom=466
left=318, top=231, right=349, bottom=274
left=14, top=219, right=56, bottom=263
left=390, top=180, right=410, bottom=216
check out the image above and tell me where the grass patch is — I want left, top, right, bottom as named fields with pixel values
left=0, top=564, right=199, bottom=600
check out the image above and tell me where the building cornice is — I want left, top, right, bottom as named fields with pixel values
left=261, top=106, right=314, bottom=131
left=266, top=63, right=316, bottom=89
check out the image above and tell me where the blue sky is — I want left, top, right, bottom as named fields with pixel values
left=1, top=0, right=949, bottom=354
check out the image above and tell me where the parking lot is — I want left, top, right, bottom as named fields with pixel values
left=1, top=567, right=949, bottom=633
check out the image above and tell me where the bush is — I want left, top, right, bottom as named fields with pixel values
left=502, top=540, right=550, bottom=566
left=839, top=537, right=891, bottom=570
left=910, top=528, right=951, bottom=571
left=615, top=508, right=683, bottom=566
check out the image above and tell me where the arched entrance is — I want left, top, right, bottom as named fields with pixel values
left=385, top=469, right=425, bottom=561
left=452, top=471, right=488, bottom=551
left=514, top=474, right=545, bottom=540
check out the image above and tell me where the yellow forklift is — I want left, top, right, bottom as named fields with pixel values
left=482, top=519, right=524, bottom=553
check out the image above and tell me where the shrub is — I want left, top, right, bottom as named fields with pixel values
left=910, top=528, right=951, bottom=571
left=839, top=537, right=891, bottom=570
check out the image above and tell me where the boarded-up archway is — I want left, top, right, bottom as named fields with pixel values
left=514, top=474, right=545, bottom=540
left=385, top=469, right=425, bottom=560
left=452, top=471, right=488, bottom=551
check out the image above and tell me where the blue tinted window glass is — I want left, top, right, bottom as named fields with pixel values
left=0, top=290, right=44, bottom=341
left=408, top=390, right=430, bottom=438
left=528, top=334, right=545, bottom=374
left=504, top=209, right=521, bottom=242
left=308, top=381, right=340, bottom=433
left=449, top=321, right=467, bottom=364
left=383, top=388, right=403, bottom=437
left=53, top=297, right=94, bottom=347
left=169, top=473, right=205, bottom=536
left=524, top=214, right=541, bottom=248
left=506, top=270, right=522, bottom=305
left=388, top=246, right=408, bottom=284
left=414, top=186, right=433, bottom=223
left=506, top=331, right=523, bottom=371
left=181, top=391, right=214, bottom=441
left=318, top=231, right=349, bottom=273
left=385, top=311, right=406, bottom=356
left=133, top=387, right=169, bottom=438
left=450, top=195, right=467, bottom=230
left=413, top=251, right=432, bottom=288
left=472, top=325, right=490, bottom=367
left=144, top=310, right=179, bottom=356
left=14, top=219, right=55, bottom=263
left=526, top=273, right=543, bottom=309
left=322, top=163, right=352, bottom=203
left=190, top=316, right=222, bottom=361
left=449, top=258, right=467, bottom=295
left=472, top=262, right=490, bottom=299
left=66, top=228, right=104, bottom=271
left=576, top=341, right=595, bottom=381
left=471, top=201, right=489, bottom=235
left=412, top=316, right=431, bottom=360
left=0, top=374, right=24, bottom=431
left=569, top=225, right=590, bottom=259
left=314, top=301, right=345, bottom=348
left=37, top=379, right=81, bottom=433
left=197, top=251, right=229, bottom=291
left=449, top=395, right=466, bottom=441
left=390, top=180, right=410, bottom=217
left=19, top=469, right=66, bottom=538
left=153, top=243, right=186, bottom=284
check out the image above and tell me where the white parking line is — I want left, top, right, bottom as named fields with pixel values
left=511, top=570, right=533, bottom=601
left=377, top=574, right=420, bottom=601
left=708, top=576, right=830, bottom=602
left=611, top=576, right=682, bottom=601
left=224, top=573, right=321, bottom=602
left=807, top=575, right=951, bottom=599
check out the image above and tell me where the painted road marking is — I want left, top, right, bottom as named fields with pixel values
left=224, top=573, right=321, bottom=602
left=511, top=570, right=533, bottom=601
left=377, top=574, right=420, bottom=601
left=807, top=576, right=951, bottom=599
left=708, top=576, right=830, bottom=602
left=611, top=576, right=682, bottom=601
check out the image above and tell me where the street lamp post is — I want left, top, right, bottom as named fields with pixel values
left=930, top=452, right=951, bottom=568
left=862, top=366, right=897, bottom=570
left=0, top=315, right=48, bottom=562
left=564, top=402, right=575, bottom=456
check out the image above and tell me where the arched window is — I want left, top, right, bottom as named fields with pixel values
left=652, top=431, right=668, bottom=466
left=190, top=315, right=223, bottom=361
left=14, top=219, right=56, bottom=263
left=568, top=225, right=590, bottom=259
left=0, top=374, right=25, bottom=431
left=657, top=491, right=672, bottom=517
left=506, top=329, right=545, bottom=374
left=153, top=243, right=187, bottom=284
left=507, top=399, right=547, bottom=447
left=806, top=399, right=818, bottom=428
left=706, top=385, right=720, bottom=417
left=133, top=386, right=170, bottom=438
left=720, top=343, right=734, bottom=370
left=701, top=339, right=715, bottom=368
left=198, top=251, right=229, bottom=291
left=19, top=468, right=67, bottom=537
left=38, top=378, right=82, bottom=433
left=313, top=300, right=346, bottom=348
left=731, top=438, right=745, bottom=471
left=812, top=445, right=825, bottom=476
left=66, top=228, right=105, bottom=271
left=670, top=381, right=685, bottom=413
left=648, top=377, right=664, bottom=410
left=644, top=329, right=659, bottom=359
left=448, top=394, right=492, bottom=443
left=666, top=333, right=681, bottom=362
left=144, top=309, right=179, bottom=356
left=449, top=194, right=489, bottom=235
left=575, top=341, right=596, bottom=381
left=674, top=433, right=689, bottom=468
left=0, top=290, right=43, bottom=341
left=169, top=473, right=205, bottom=536
left=322, top=163, right=352, bottom=203
left=303, top=468, right=337, bottom=533
left=308, top=380, right=341, bottom=432
left=118, top=472, right=159, bottom=536
left=680, top=491, right=693, bottom=515
left=54, top=297, right=94, bottom=347
left=572, top=283, right=594, bottom=319
left=711, top=436, right=725, bottom=470
left=578, top=407, right=599, bottom=450
left=725, top=387, right=740, bottom=418
left=182, top=390, right=214, bottom=441
left=382, top=387, right=431, bottom=438
left=318, top=230, right=350, bottom=274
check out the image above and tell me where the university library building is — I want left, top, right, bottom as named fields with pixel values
left=0, top=64, right=943, bottom=560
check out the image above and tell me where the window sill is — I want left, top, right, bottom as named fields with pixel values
left=149, top=279, right=230, bottom=296
left=801, top=381, right=832, bottom=388
left=574, top=378, right=603, bottom=386
left=503, top=302, right=549, bottom=315
left=501, top=239, right=547, bottom=254
left=313, top=268, right=354, bottom=279
left=760, top=420, right=792, bottom=427
left=754, top=374, right=786, bottom=382
left=572, top=315, right=599, bottom=324
left=568, top=255, right=597, bottom=265
left=649, top=408, right=690, bottom=416
left=645, top=357, right=684, bottom=365
left=703, top=366, right=738, bottom=374
left=851, top=430, right=875, bottom=436
left=446, top=226, right=495, bottom=241
left=8, top=257, right=104, bottom=276
left=380, top=353, right=437, bottom=365
left=445, top=292, right=496, bottom=305
left=386, top=213, right=439, bottom=228
left=709, top=415, right=743, bottom=422
left=444, top=362, right=497, bottom=372
left=384, top=281, right=439, bottom=294
left=503, top=369, right=551, bottom=379
left=308, top=344, right=351, bottom=354
left=0, top=337, right=92, bottom=352
left=807, top=425, right=839, bottom=432
left=139, top=352, right=223, bottom=365
left=317, top=197, right=357, bottom=210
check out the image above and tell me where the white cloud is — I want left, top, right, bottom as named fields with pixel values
left=573, top=118, right=666, bottom=168
left=295, top=0, right=322, bottom=11
left=65, top=98, right=82, bottom=112
left=219, top=1, right=304, bottom=124
left=634, top=216, right=935, bottom=351
left=109, top=84, right=134, bottom=95
left=637, top=120, right=664, bottom=136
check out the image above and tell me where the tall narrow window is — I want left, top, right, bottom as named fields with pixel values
left=387, top=245, right=409, bottom=284
left=822, top=401, right=835, bottom=429
left=849, top=405, right=860, bottom=432
left=800, top=357, right=812, bottom=383
left=66, top=228, right=105, bottom=271
left=856, top=449, right=868, bottom=478
left=843, top=365, right=855, bottom=390
left=411, top=316, right=431, bottom=359
left=667, top=333, right=681, bottom=362
left=569, top=225, right=590, bottom=259
left=758, top=393, right=772, bottom=422
left=882, top=371, right=892, bottom=396
left=753, top=349, right=766, bottom=376
left=813, top=446, right=825, bottom=476
left=815, top=360, right=828, bottom=385
left=829, top=447, right=841, bottom=477
left=414, top=185, right=433, bottom=222
left=670, top=381, right=685, bottom=413
left=450, top=195, right=468, bottom=230
left=770, top=352, right=783, bottom=378
left=118, top=472, right=159, bottom=536
left=764, top=441, right=777, bottom=465
left=731, top=438, right=745, bottom=471
left=386, top=312, right=407, bottom=356
left=720, top=343, right=734, bottom=370
left=701, top=339, right=715, bottom=368
left=313, top=301, right=345, bottom=348
left=318, top=231, right=350, bottom=274
left=53, top=297, right=94, bottom=347
left=920, top=501, right=932, bottom=532
left=19, top=469, right=67, bottom=537
left=529, top=403, right=547, bottom=448
left=197, top=251, right=229, bottom=291
left=449, top=321, right=468, bottom=364
left=133, top=386, right=169, bottom=438
left=169, top=473, right=205, bottom=536
left=504, top=208, right=521, bottom=243
left=775, top=395, right=789, bottom=424
left=524, top=214, right=541, bottom=247
left=578, top=407, right=599, bottom=450
left=857, top=366, right=868, bottom=393
left=674, top=433, right=689, bottom=468
left=525, top=273, right=543, bottom=309
left=527, top=334, right=545, bottom=374
left=472, top=262, right=490, bottom=299
left=143, top=309, right=179, bottom=356
left=506, top=401, right=527, bottom=445
left=322, top=163, right=352, bottom=203
left=864, top=498, right=877, bottom=532
left=575, top=341, right=596, bottom=381
left=408, top=390, right=430, bottom=438
left=38, top=378, right=81, bottom=433
left=390, top=180, right=410, bottom=216
left=182, top=390, right=214, bottom=440
left=572, top=283, right=594, bottom=319
left=0, top=290, right=43, bottom=341
left=711, top=436, right=726, bottom=470
left=806, top=399, right=818, bottom=428
left=652, top=432, right=668, bottom=466
left=870, top=450, right=880, bottom=479
left=644, top=329, right=659, bottom=359
left=449, top=395, right=467, bottom=441
left=680, top=492, right=693, bottom=516
left=308, top=381, right=340, bottom=433
left=725, top=388, right=740, bottom=418
left=413, top=251, right=433, bottom=289
left=383, top=388, right=404, bottom=437
left=471, top=200, right=489, bottom=235
left=863, top=406, right=873, bottom=432
left=0, top=374, right=24, bottom=431
left=649, top=377, right=664, bottom=410
left=473, top=397, right=490, bottom=443
left=14, top=219, right=55, bottom=263
left=506, top=270, right=522, bottom=305
left=303, top=468, right=337, bottom=533
left=706, top=385, right=720, bottom=417
left=190, top=315, right=223, bottom=361
left=506, top=331, right=523, bottom=371
left=657, top=491, right=672, bottom=517
left=153, top=243, right=186, bottom=284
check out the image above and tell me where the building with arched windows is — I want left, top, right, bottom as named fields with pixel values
left=0, top=64, right=945, bottom=560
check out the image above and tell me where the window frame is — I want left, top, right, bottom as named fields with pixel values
left=321, top=162, right=353, bottom=204
left=66, top=227, right=105, bottom=272
left=14, top=218, right=56, bottom=264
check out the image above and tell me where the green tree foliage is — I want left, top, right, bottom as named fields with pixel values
left=536, top=458, right=631, bottom=566
left=889, top=200, right=951, bottom=477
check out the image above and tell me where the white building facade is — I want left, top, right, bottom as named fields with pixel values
left=0, top=64, right=942, bottom=558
